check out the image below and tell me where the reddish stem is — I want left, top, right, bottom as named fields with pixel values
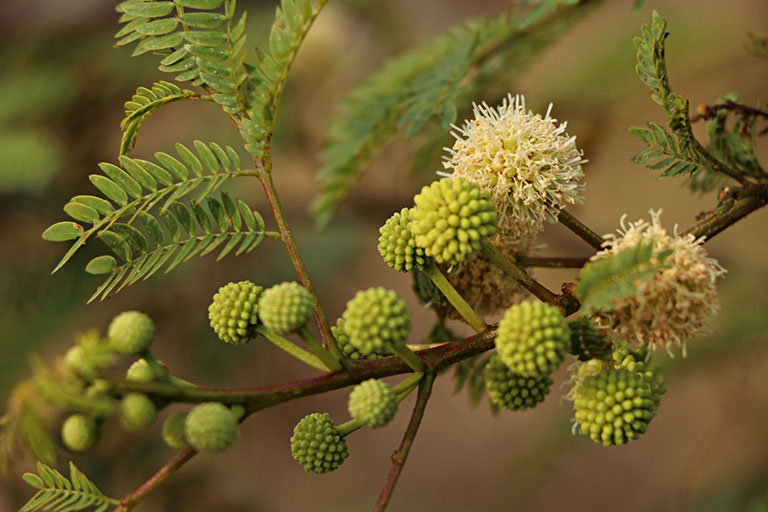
left=112, top=449, right=196, bottom=511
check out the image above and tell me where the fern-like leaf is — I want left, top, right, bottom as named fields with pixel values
left=115, top=0, right=250, bottom=115
left=576, top=241, right=672, bottom=315
left=239, top=0, right=328, bottom=159
left=312, top=1, right=598, bottom=227
left=42, top=141, right=269, bottom=301
left=21, top=461, right=119, bottom=512
left=120, top=81, right=198, bottom=155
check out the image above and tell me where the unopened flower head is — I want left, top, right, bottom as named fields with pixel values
left=592, top=210, right=726, bottom=353
left=442, top=94, right=586, bottom=242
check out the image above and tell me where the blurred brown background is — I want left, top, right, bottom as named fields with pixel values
left=1, top=0, right=767, bottom=510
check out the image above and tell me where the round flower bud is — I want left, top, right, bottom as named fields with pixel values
left=573, top=367, right=657, bottom=446
left=348, top=379, right=398, bottom=428
left=290, top=412, right=349, bottom=474
left=613, top=346, right=666, bottom=408
left=64, top=346, right=95, bottom=380
left=162, top=412, right=189, bottom=450
left=119, top=393, right=157, bottom=431
left=378, top=208, right=427, bottom=272
left=589, top=210, right=726, bottom=352
left=61, top=414, right=98, bottom=452
left=332, top=318, right=389, bottom=361
left=208, top=280, right=263, bottom=345
left=185, top=402, right=239, bottom=454
left=341, top=288, right=411, bottom=357
left=108, top=311, right=155, bottom=355
left=126, top=359, right=154, bottom=382
left=484, top=354, right=552, bottom=411
left=495, top=301, right=570, bottom=377
left=443, top=94, right=586, bottom=242
left=258, top=282, right=315, bottom=335
left=410, top=177, right=497, bottom=265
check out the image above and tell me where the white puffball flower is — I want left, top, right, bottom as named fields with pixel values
left=442, top=94, right=586, bottom=242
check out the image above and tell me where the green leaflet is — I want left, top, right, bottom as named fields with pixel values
left=240, top=0, right=328, bottom=159
left=115, top=0, right=250, bottom=114
left=42, top=141, right=265, bottom=301
left=120, top=81, right=198, bottom=155
left=576, top=242, right=672, bottom=315
left=20, top=461, right=119, bottom=512
left=312, top=1, right=600, bottom=228
left=629, top=11, right=765, bottom=187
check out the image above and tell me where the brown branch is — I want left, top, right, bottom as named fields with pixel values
left=557, top=210, right=604, bottom=250
left=691, top=100, right=768, bottom=123
left=374, top=373, right=436, bottom=512
left=516, top=255, right=590, bottom=268
left=682, top=194, right=765, bottom=241
left=112, top=449, right=196, bottom=512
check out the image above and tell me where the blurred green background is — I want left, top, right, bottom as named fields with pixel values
left=1, top=0, right=767, bottom=510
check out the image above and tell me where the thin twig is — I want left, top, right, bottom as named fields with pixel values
left=480, top=239, right=559, bottom=303
left=557, top=210, right=604, bottom=249
left=690, top=100, right=768, bottom=123
left=681, top=195, right=765, bottom=241
left=257, top=170, right=340, bottom=359
left=374, top=373, right=436, bottom=512
left=112, top=449, right=196, bottom=512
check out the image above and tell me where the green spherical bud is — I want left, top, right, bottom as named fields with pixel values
left=378, top=208, right=428, bottom=272
left=64, top=346, right=93, bottom=379
left=290, top=413, right=348, bottom=474
left=258, top=282, right=315, bottom=335
left=495, top=301, right=570, bottom=377
left=348, top=379, right=398, bottom=428
left=613, top=346, right=666, bottom=408
left=119, top=393, right=157, bottom=431
left=332, top=319, right=390, bottom=361
left=573, top=367, right=658, bottom=446
left=126, top=359, right=155, bottom=382
left=162, top=412, right=189, bottom=450
left=185, top=402, right=239, bottom=454
left=208, top=281, right=263, bottom=345
left=108, top=311, right=155, bottom=355
left=410, top=177, right=497, bottom=265
left=484, top=354, right=552, bottom=411
left=341, top=288, right=411, bottom=357
left=61, top=414, right=98, bottom=452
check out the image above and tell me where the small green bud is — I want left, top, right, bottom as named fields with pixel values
left=348, top=379, right=398, bottom=428
left=126, top=359, right=155, bottom=382
left=108, top=311, right=155, bottom=355
left=208, top=281, right=263, bottom=344
left=162, top=412, right=189, bottom=450
left=332, top=319, right=389, bottom=361
left=410, top=177, right=497, bottom=265
left=484, top=354, right=552, bottom=411
left=64, top=346, right=95, bottom=379
left=119, top=393, right=157, bottom=431
left=290, top=413, right=348, bottom=474
left=495, top=301, right=570, bottom=377
left=613, top=346, right=666, bottom=407
left=378, top=208, right=427, bottom=272
left=61, top=414, right=98, bottom=452
left=185, top=402, right=239, bottom=454
left=341, top=287, right=411, bottom=357
left=258, top=282, right=315, bottom=335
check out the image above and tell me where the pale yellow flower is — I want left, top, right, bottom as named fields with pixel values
left=442, top=94, right=586, bottom=242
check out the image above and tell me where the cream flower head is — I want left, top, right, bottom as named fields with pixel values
left=442, top=94, right=586, bottom=242
left=592, top=210, right=726, bottom=354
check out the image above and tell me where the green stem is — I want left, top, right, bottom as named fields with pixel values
left=392, top=372, right=423, bottom=395
left=391, top=344, right=424, bottom=373
left=337, top=418, right=364, bottom=437
left=422, top=261, right=486, bottom=333
left=257, top=327, right=332, bottom=373
left=297, top=325, right=343, bottom=372
left=480, top=238, right=558, bottom=304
